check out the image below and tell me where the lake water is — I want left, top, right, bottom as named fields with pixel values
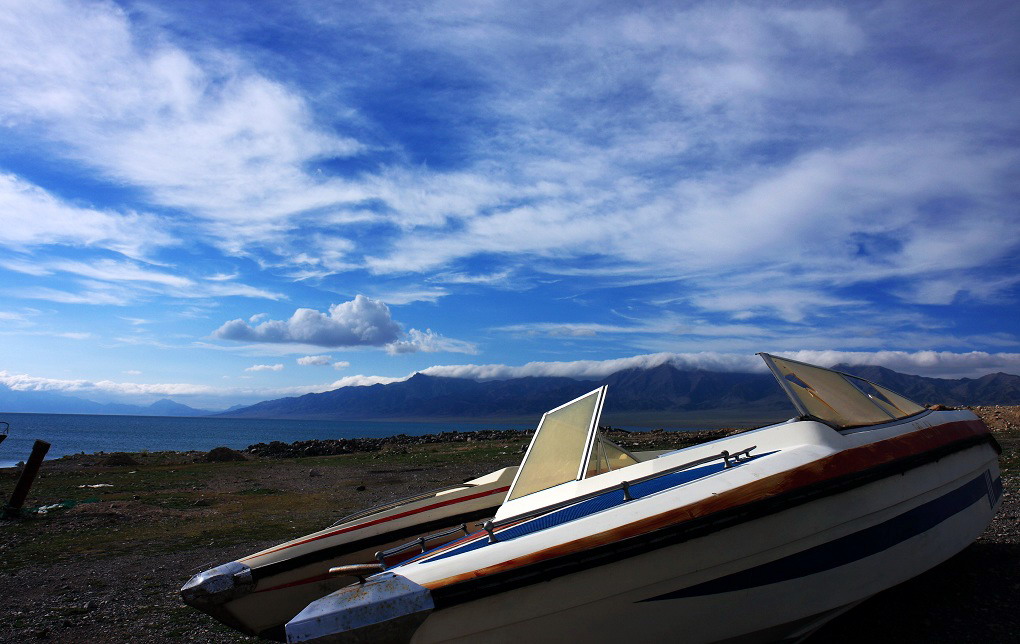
left=0, top=413, right=536, bottom=468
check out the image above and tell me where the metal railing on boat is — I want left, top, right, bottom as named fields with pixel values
left=373, top=445, right=756, bottom=568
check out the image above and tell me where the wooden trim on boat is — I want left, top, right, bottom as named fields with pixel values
left=424, top=419, right=994, bottom=606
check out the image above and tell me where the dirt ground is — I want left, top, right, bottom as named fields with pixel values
left=0, top=407, right=1017, bottom=643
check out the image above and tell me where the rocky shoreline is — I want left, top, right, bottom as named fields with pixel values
left=244, top=426, right=742, bottom=459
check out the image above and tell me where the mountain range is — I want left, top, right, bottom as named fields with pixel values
left=217, top=363, right=1020, bottom=422
left=0, top=385, right=217, bottom=416
left=4, top=364, right=1018, bottom=421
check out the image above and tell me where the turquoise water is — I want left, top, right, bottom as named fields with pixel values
left=0, top=413, right=534, bottom=468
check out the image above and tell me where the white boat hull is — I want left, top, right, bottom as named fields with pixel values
left=286, top=410, right=1002, bottom=643
left=413, top=446, right=999, bottom=643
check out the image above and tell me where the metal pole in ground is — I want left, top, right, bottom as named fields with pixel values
left=3, top=439, right=51, bottom=519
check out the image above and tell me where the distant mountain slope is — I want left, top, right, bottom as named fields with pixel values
left=0, top=387, right=214, bottom=416
left=221, top=365, right=793, bottom=420
left=221, top=363, right=1020, bottom=421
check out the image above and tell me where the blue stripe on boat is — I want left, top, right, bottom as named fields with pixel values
left=640, top=469, right=996, bottom=601
left=404, top=452, right=776, bottom=566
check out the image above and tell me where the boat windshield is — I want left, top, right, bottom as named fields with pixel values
left=506, top=387, right=606, bottom=501
left=584, top=433, right=639, bottom=477
left=760, top=354, right=926, bottom=428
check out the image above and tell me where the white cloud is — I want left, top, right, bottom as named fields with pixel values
left=0, top=173, right=173, bottom=258
left=297, top=355, right=333, bottom=366
left=777, top=350, right=1020, bottom=379
left=124, top=370, right=142, bottom=375
left=214, top=295, right=401, bottom=347
left=245, top=363, right=284, bottom=372
left=2, top=256, right=284, bottom=305
left=297, top=355, right=350, bottom=369
left=369, top=287, right=450, bottom=305
left=432, top=269, right=513, bottom=285
left=205, top=272, right=239, bottom=282
left=418, top=351, right=1020, bottom=381
left=55, top=331, right=92, bottom=340
left=687, top=289, right=867, bottom=323
left=419, top=353, right=763, bottom=381
left=0, top=1, right=1014, bottom=321
left=0, top=368, right=367, bottom=401
left=385, top=328, right=479, bottom=355
left=325, top=374, right=405, bottom=388
left=0, top=370, right=219, bottom=396
left=0, top=308, right=40, bottom=325
left=5, top=283, right=133, bottom=306
left=0, top=0, right=366, bottom=253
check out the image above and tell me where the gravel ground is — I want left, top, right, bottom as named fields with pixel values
left=0, top=408, right=1016, bottom=643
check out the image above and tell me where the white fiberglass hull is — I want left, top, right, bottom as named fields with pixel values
left=287, top=411, right=1002, bottom=643
left=414, top=447, right=999, bottom=643
left=182, top=467, right=516, bottom=640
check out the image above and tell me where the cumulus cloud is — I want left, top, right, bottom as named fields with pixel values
left=214, top=295, right=401, bottom=347
left=297, top=355, right=333, bottom=366
left=386, top=328, right=479, bottom=355
left=245, top=363, right=284, bottom=372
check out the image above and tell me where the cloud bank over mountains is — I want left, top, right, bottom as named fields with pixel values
left=419, top=351, right=1020, bottom=382
left=3, top=351, right=1017, bottom=410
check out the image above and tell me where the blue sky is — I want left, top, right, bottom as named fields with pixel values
left=0, top=0, right=1018, bottom=409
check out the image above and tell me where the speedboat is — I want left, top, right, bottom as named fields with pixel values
left=181, top=466, right=519, bottom=640
left=281, top=354, right=1002, bottom=643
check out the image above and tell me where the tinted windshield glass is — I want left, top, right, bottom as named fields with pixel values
left=507, top=387, right=604, bottom=501
left=761, top=354, right=925, bottom=428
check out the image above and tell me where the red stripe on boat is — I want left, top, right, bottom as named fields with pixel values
left=244, top=485, right=510, bottom=559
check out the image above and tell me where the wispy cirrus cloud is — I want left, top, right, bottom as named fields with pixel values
left=1, top=255, right=284, bottom=304
left=0, top=0, right=365, bottom=252
left=0, top=173, right=173, bottom=258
